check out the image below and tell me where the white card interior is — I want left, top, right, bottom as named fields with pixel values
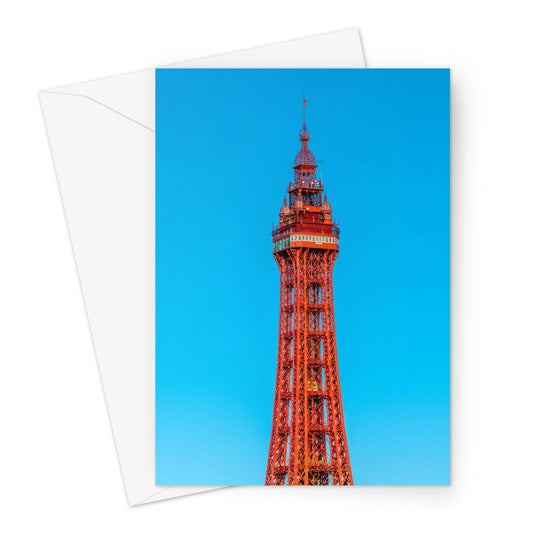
left=40, top=28, right=366, bottom=506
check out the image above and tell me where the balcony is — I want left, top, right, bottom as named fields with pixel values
left=272, top=222, right=340, bottom=239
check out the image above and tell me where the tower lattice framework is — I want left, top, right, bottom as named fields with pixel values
left=265, top=101, right=353, bottom=486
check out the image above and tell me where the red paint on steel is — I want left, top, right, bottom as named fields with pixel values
left=266, top=102, right=353, bottom=486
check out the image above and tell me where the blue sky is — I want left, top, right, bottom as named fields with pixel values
left=156, top=68, right=450, bottom=485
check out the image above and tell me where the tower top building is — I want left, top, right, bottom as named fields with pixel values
left=272, top=101, right=339, bottom=255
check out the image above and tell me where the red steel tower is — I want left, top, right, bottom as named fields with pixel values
left=265, top=101, right=353, bottom=486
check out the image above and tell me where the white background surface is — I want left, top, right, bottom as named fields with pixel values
left=1, top=1, right=532, bottom=532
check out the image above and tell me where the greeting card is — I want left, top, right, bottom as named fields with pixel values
left=156, top=69, right=450, bottom=486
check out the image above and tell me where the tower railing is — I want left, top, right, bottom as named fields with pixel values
left=272, top=222, right=340, bottom=239
left=289, top=176, right=322, bottom=190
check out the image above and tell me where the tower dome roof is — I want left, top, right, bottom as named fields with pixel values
left=293, top=124, right=317, bottom=168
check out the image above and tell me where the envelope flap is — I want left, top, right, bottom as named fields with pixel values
left=42, top=70, right=155, bottom=132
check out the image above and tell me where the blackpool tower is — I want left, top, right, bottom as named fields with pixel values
left=265, top=100, right=353, bottom=486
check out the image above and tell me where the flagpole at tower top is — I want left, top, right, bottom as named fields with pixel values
left=303, top=94, right=308, bottom=126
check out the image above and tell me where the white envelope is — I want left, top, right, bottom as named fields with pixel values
left=40, top=28, right=366, bottom=506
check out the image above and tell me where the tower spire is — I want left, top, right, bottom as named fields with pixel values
left=294, top=96, right=316, bottom=183
left=299, top=95, right=310, bottom=142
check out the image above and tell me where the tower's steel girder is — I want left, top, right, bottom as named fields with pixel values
left=266, top=106, right=353, bottom=486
